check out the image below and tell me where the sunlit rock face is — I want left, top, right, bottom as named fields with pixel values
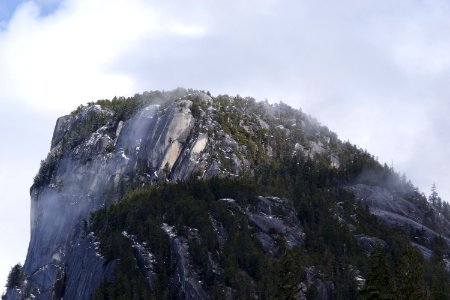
left=21, top=90, right=228, bottom=299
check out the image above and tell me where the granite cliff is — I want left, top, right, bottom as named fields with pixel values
left=4, top=89, right=449, bottom=299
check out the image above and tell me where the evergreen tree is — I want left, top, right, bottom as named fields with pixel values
left=443, top=202, right=450, bottom=221
left=6, top=264, right=25, bottom=289
left=429, top=183, right=442, bottom=209
left=430, top=272, right=449, bottom=300
left=276, top=250, right=301, bottom=300
left=361, top=248, right=394, bottom=300
left=333, top=260, right=358, bottom=300
left=394, top=245, right=426, bottom=300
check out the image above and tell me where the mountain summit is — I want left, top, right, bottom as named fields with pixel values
left=4, top=89, right=449, bottom=299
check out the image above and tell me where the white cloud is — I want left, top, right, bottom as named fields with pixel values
left=0, top=0, right=209, bottom=113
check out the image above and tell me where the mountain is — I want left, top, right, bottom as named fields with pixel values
left=3, top=88, right=449, bottom=299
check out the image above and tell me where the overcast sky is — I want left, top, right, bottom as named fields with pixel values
left=1, top=0, right=450, bottom=291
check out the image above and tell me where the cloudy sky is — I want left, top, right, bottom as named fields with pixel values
left=1, top=0, right=450, bottom=290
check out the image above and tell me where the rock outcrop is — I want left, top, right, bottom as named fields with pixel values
left=16, top=90, right=225, bottom=299
left=348, top=184, right=450, bottom=245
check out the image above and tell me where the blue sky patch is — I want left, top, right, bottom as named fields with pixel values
left=0, top=0, right=61, bottom=25
left=0, top=0, right=24, bottom=23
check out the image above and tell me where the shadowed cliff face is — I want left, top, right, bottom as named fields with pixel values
left=21, top=91, right=216, bottom=299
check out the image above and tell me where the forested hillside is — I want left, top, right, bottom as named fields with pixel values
left=89, top=146, right=449, bottom=299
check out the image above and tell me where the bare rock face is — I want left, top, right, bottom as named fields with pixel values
left=246, top=196, right=304, bottom=255
left=355, top=234, right=387, bottom=253
left=18, top=90, right=236, bottom=299
left=296, top=267, right=334, bottom=300
left=161, top=224, right=209, bottom=300
left=347, top=184, right=450, bottom=245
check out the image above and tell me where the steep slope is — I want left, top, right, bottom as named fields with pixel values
left=4, top=89, right=450, bottom=299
